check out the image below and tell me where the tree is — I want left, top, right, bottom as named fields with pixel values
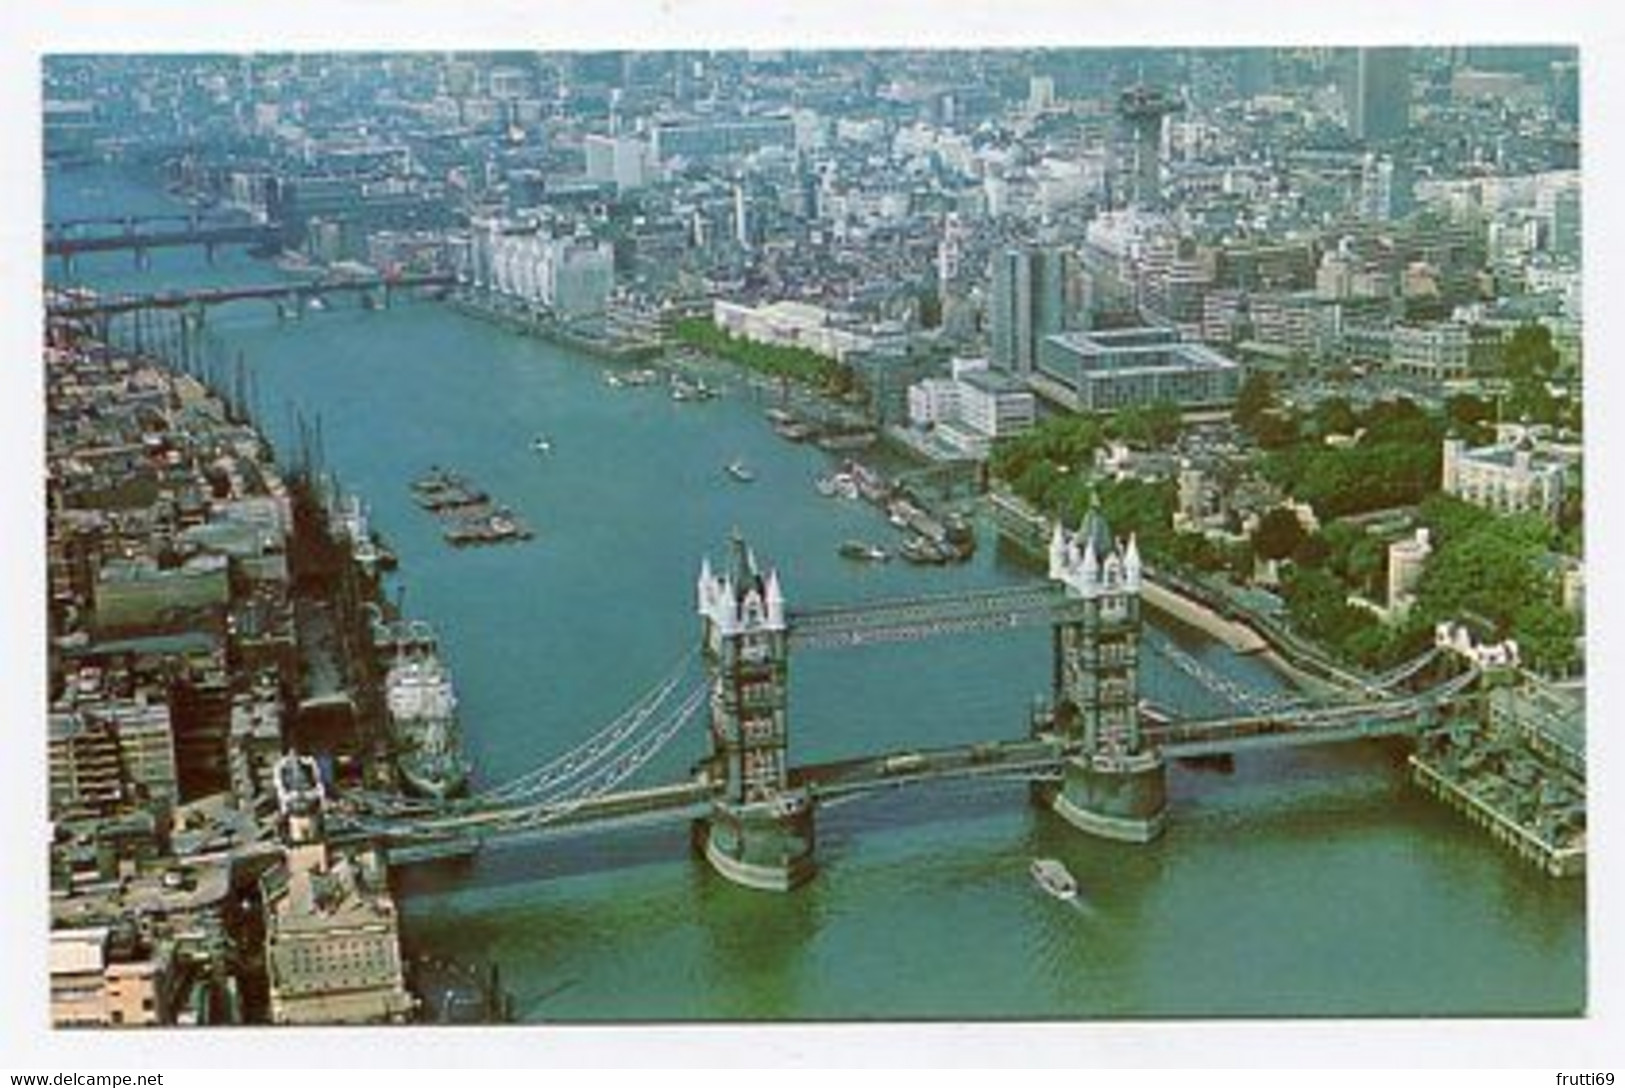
left=1501, top=323, right=1563, bottom=426
left=1147, top=401, right=1183, bottom=446
left=1234, top=370, right=1278, bottom=433
left=1414, top=524, right=1545, bottom=633
left=1312, top=396, right=1358, bottom=437
left=1445, top=393, right=1495, bottom=446
left=1252, top=410, right=1301, bottom=450
left=1418, top=493, right=1494, bottom=548
left=1344, top=534, right=1388, bottom=597
left=1292, top=530, right=1331, bottom=569
left=1253, top=506, right=1307, bottom=562
left=1360, top=397, right=1439, bottom=446
left=917, top=291, right=943, bottom=329
left=1099, top=478, right=1176, bottom=548
left=1511, top=599, right=1581, bottom=675
left=1503, top=323, right=1559, bottom=384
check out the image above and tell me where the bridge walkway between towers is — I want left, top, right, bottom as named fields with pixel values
left=787, top=583, right=1083, bottom=649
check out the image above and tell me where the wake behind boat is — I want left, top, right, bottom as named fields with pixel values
left=1031, top=857, right=1079, bottom=901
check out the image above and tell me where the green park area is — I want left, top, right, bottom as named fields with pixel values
left=989, top=326, right=1581, bottom=675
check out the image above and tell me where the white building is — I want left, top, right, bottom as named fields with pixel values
left=1441, top=436, right=1567, bottom=518
left=263, top=843, right=412, bottom=1025
left=469, top=219, right=615, bottom=319
left=1390, top=322, right=1471, bottom=381
left=583, top=134, right=653, bottom=192
left=1387, top=528, right=1432, bottom=617
left=907, top=358, right=1036, bottom=458
left=712, top=299, right=873, bottom=362
left=50, top=927, right=179, bottom=1028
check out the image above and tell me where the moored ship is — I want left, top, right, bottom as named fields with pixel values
left=384, top=622, right=471, bottom=799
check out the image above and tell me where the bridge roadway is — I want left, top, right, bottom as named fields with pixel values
left=334, top=778, right=719, bottom=860
left=790, top=735, right=1066, bottom=801
left=46, top=273, right=457, bottom=319
left=788, top=583, right=1084, bottom=649
left=45, top=223, right=280, bottom=258
left=49, top=212, right=243, bottom=231
left=357, top=686, right=1467, bottom=864
left=1145, top=672, right=1476, bottom=758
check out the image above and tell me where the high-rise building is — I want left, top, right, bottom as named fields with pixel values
left=262, top=755, right=412, bottom=1025
left=937, top=212, right=966, bottom=298
left=1551, top=60, right=1580, bottom=125
left=1360, top=153, right=1395, bottom=221
left=989, top=247, right=1068, bottom=378
left=1117, top=84, right=1183, bottom=209
left=1028, top=75, right=1056, bottom=113
left=1550, top=186, right=1581, bottom=260
left=1235, top=49, right=1274, bottom=99
left=583, top=134, right=652, bottom=193
left=733, top=182, right=750, bottom=249
left=649, top=116, right=795, bottom=163
left=1349, top=47, right=1411, bottom=143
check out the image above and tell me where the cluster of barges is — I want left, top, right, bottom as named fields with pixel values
left=410, top=467, right=534, bottom=547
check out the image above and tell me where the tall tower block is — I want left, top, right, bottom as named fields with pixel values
left=1118, top=84, right=1183, bottom=210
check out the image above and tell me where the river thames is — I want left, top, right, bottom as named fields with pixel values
left=45, top=165, right=1585, bottom=1021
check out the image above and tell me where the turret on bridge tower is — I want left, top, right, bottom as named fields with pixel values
left=695, top=534, right=815, bottom=891
left=1038, top=497, right=1168, bottom=842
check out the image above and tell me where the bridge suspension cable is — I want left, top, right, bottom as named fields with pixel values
left=474, top=647, right=701, bottom=806
left=371, top=681, right=710, bottom=838
left=1145, top=635, right=1309, bottom=717
left=348, top=646, right=700, bottom=817
left=1359, top=646, right=1443, bottom=693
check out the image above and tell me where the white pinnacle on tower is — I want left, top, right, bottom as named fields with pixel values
left=1048, top=495, right=1141, bottom=599
left=697, top=540, right=786, bottom=636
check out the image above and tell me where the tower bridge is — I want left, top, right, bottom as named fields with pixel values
left=320, top=499, right=1491, bottom=892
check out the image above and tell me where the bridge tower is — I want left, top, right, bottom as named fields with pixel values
left=1039, top=497, right=1167, bottom=841
left=694, top=535, right=816, bottom=891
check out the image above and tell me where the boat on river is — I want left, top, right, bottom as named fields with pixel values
left=1031, top=858, right=1079, bottom=901
left=411, top=467, right=488, bottom=511
left=900, top=534, right=950, bottom=565
left=384, top=623, right=471, bottom=799
left=726, top=459, right=756, bottom=483
left=838, top=539, right=889, bottom=562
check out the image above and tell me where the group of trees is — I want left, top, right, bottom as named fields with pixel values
left=673, top=316, right=852, bottom=390
left=1262, top=493, right=1582, bottom=674
left=1242, top=382, right=1446, bottom=519
left=989, top=405, right=1184, bottom=521
left=1279, top=565, right=1433, bottom=671
left=1412, top=495, right=1581, bottom=674
left=988, top=369, right=1583, bottom=676
left=1500, top=323, right=1577, bottom=430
